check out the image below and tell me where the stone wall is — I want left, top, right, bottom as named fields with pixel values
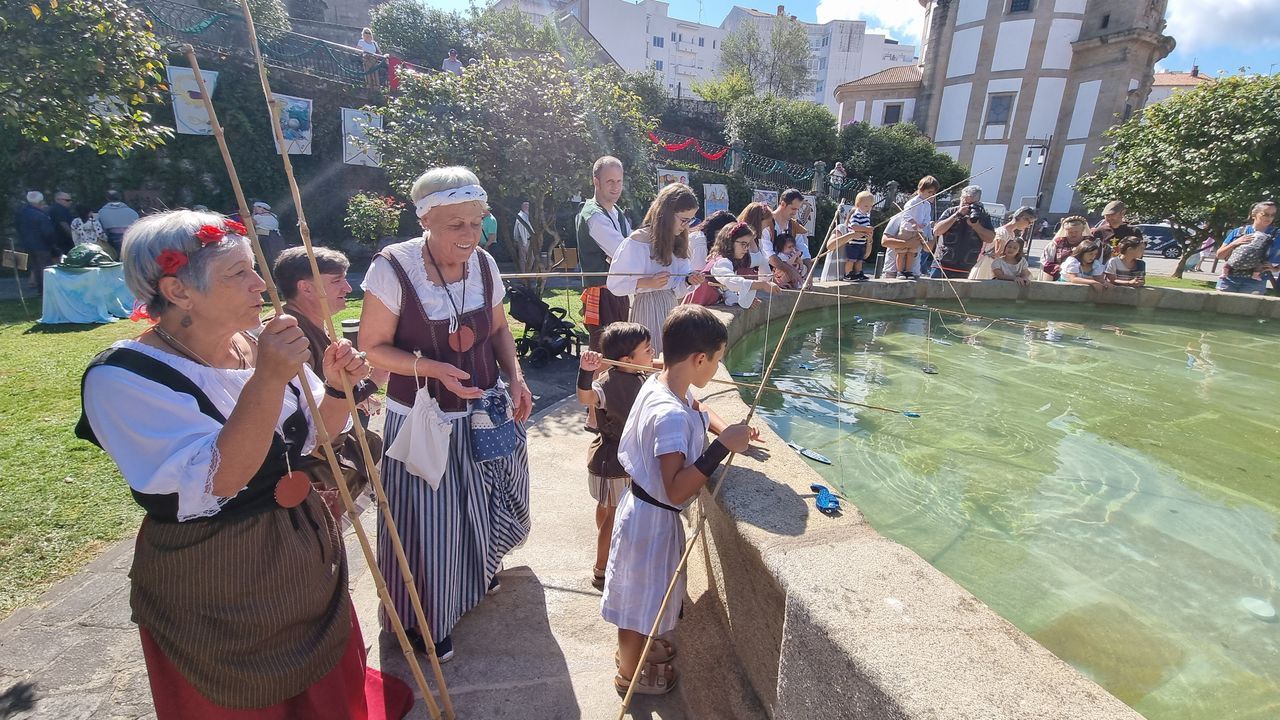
left=687, top=278, right=1277, bottom=719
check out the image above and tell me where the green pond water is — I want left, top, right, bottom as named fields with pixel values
left=725, top=301, right=1279, bottom=720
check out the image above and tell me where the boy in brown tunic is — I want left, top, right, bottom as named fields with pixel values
left=576, top=322, right=655, bottom=590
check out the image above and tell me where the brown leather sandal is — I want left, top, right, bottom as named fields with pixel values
left=614, top=638, right=675, bottom=666
left=614, top=660, right=677, bottom=696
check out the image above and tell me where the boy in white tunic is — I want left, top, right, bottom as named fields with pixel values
left=601, top=305, right=755, bottom=695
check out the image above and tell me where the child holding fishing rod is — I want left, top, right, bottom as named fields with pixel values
left=600, top=305, right=757, bottom=696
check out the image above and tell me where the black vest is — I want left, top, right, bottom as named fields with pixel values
left=76, top=346, right=308, bottom=523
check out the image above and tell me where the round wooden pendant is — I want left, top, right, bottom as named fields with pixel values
left=275, top=470, right=312, bottom=508
left=448, top=325, right=476, bottom=353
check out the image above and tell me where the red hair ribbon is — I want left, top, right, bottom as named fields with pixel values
left=129, top=300, right=157, bottom=323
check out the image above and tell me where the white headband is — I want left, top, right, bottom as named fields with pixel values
left=413, top=184, right=488, bottom=217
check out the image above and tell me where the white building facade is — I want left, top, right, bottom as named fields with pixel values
left=498, top=0, right=915, bottom=113
left=834, top=0, right=1174, bottom=216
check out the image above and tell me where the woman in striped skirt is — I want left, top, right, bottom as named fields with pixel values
left=359, top=167, right=533, bottom=662
left=606, top=183, right=707, bottom=356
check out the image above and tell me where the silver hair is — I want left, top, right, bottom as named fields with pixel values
left=26, top=191, right=43, bottom=205
left=1251, top=200, right=1276, bottom=219
left=410, top=166, right=482, bottom=204
left=960, top=185, right=982, bottom=201
left=121, top=210, right=250, bottom=315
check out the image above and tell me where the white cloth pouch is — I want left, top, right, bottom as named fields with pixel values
left=384, top=384, right=452, bottom=489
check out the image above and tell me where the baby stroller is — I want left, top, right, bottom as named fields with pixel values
left=507, top=284, right=581, bottom=368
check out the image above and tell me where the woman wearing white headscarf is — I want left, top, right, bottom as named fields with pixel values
left=359, top=167, right=532, bottom=663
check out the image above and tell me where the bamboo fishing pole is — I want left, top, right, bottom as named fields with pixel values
left=598, top=358, right=918, bottom=416
left=618, top=169, right=989, bottom=716
left=180, top=45, right=450, bottom=720
left=234, top=7, right=464, bottom=715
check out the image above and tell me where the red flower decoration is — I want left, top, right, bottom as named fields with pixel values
left=129, top=301, right=157, bottom=323
left=223, top=219, right=248, bottom=236
left=194, top=225, right=225, bottom=246
left=156, top=249, right=189, bottom=276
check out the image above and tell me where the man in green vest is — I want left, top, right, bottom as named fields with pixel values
left=575, top=155, right=632, bottom=352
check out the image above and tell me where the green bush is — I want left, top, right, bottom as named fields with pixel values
left=344, top=192, right=406, bottom=244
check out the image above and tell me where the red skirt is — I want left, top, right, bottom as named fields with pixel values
left=140, top=604, right=414, bottom=720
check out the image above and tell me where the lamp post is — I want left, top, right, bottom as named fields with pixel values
left=1023, top=135, right=1052, bottom=241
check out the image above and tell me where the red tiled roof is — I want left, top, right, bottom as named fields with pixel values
left=834, top=64, right=922, bottom=92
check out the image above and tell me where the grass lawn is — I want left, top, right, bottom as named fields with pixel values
left=0, top=283, right=585, bottom=619
left=1144, top=276, right=1218, bottom=291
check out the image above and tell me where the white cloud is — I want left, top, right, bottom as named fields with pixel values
left=814, top=0, right=925, bottom=44
left=1165, top=0, right=1280, bottom=53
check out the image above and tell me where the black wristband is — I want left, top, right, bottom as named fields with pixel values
left=323, top=383, right=347, bottom=399
left=352, top=378, right=378, bottom=404
left=693, top=439, right=731, bottom=478
left=577, top=368, right=596, bottom=392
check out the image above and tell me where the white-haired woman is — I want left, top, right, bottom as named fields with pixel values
left=76, top=210, right=411, bottom=718
left=359, top=167, right=533, bottom=662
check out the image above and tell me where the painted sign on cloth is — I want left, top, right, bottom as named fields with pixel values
left=167, top=66, right=218, bottom=135
left=703, top=184, right=729, bottom=217
left=657, top=168, right=689, bottom=187
left=798, top=194, right=818, bottom=230
left=751, top=188, right=779, bottom=207
left=271, top=93, right=313, bottom=155
left=341, top=108, right=382, bottom=167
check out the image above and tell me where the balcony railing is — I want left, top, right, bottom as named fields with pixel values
left=133, top=0, right=385, bottom=87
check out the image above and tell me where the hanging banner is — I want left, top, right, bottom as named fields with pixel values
left=167, top=66, right=218, bottom=135
left=657, top=168, right=689, bottom=187
left=703, top=184, right=729, bottom=217
left=341, top=108, right=382, bottom=167
left=798, top=194, right=818, bottom=231
left=751, top=188, right=779, bottom=207
left=271, top=93, right=313, bottom=155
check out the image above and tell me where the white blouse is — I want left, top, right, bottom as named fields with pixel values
left=362, top=237, right=506, bottom=320
left=82, top=340, right=329, bottom=522
left=688, top=231, right=709, bottom=273
left=709, top=257, right=759, bottom=308
left=606, top=229, right=693, bottom=297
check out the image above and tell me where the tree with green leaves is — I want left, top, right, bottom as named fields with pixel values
left=369, top=0, right=475, bottom=68
left=1078, top=74, right=1280, bottom=278
left=197, top=0, right=290, bottom=30
left=725, top=96, right=837, bottom=166
left=0, top=0, right=170, bottom=154
left=838, top=122, right=968, bottom=197
left=372, top=56, right=655, bottom=272
left=719, top=16, right=812, bottom=99
left=690, top=68, right=755, bottom=106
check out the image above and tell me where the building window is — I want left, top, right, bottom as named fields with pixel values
left=1101, top=13, right=1110, bottom=29
left=883, top=103, right=903, bottom=125
left=815, top=81, right=825, bottom=94
left=713, top=40, right=717, bottom=49
left=1123, top=102, right=1133, bottom=121
left=822, top=35, right=829, bottom=47
left=1009, top=0, right=1031, bottom=12
left=678, top=33, right=684, bottom=42
left=655, top=60, right=663, bottom=71
left=670, top=31, right=676, bottom=41
left=984, top=93, right=1016, bottom=131
left=653, top=36, right=664, bottom=48
left=698, top=37, right=704, bottom=47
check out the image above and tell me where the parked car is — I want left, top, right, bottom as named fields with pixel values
left=1135, top=223, right=1183, bottom=258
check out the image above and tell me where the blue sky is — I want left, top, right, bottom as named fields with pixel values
left=428, top=0, right=1280, bottom=78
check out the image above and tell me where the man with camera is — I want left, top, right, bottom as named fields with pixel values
left=930, top=184, right=995, bottom=279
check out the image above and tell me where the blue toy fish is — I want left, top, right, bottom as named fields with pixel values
left=810, top=484, right=841, bottom=513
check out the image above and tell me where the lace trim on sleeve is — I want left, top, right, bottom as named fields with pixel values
left=176, top=437, right=234, bottom=522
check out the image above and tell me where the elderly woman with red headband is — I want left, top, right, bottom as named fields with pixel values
left=359, top=166, right=532, bottom=663
left=77, top=210, right=411, bottom=718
